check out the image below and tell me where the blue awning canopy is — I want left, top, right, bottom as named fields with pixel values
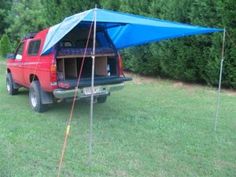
left=41, top=8, right=222, bottom=55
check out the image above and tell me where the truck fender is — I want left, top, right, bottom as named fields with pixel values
left=6, top=69, right=20, bottom=89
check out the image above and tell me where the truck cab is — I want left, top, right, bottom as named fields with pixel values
left=6, top=24, right=131, bottom=112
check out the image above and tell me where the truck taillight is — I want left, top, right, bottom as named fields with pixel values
left=50, top=63, right=57, bottom=84
left=50, top=63, right=57, bottom=73
left=118, top=53, right=124, bottom=77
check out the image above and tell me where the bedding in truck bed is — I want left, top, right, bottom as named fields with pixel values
left=57, top=47, right=115, bottom=58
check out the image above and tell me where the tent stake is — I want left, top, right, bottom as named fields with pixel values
left=214, top=28, right=226, bottom=132
left=89, top=6, right=97, bottom=166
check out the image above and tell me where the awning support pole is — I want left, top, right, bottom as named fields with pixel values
left=89, top=6, right=97, bottom=166
left=214, top=28, right=226, bottom=132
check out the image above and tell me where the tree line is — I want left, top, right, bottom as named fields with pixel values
left=0, top=0, right=235, bottom=88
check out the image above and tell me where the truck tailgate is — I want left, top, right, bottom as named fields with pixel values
left=57, top=76, right=132, bottom=89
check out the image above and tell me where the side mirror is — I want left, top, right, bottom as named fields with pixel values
left=15, top=54, right=22, bottom=60
left=6, top=53, right=15, bottom=59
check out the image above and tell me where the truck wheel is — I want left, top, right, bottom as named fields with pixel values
left=29, top=81, right=47, bottom=112
left=6, top=73, right=18, bottom=95
left=97, top=96, right=107, bottom=103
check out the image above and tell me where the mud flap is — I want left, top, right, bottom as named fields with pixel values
left=40, top=89, right=53, bottom=104
left=13, top=81, right=21, bottom=89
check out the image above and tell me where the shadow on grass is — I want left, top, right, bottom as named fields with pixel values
left=9, top=87, right=119, bottom=122
left=49, top=100, right=91, bottom=112
left=17, top=89, right=28, bottom=95
left=17, top=88, right=91, bottom=113
left=46, top=99, right=115, bottom=122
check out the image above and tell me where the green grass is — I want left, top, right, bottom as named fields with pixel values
left=0, top=63, right=235, bottom=177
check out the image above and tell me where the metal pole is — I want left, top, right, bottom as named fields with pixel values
left=89, top=6, right=97, bottom=165
left=214, top=28, right=226, bottom=131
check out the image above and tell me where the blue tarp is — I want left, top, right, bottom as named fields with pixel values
left=41, top=8, right=222, bottom=55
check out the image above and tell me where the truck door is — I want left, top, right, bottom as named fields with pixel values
left=11, top=42, right=25, bottom=85
left=23, top=39, right=42, bottom=86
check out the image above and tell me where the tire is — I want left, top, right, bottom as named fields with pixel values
left=6, top=73, right=18, bottom=95
left=97, top=96, right=107, bottom=103
left=29, top=81, right=47, bottom=112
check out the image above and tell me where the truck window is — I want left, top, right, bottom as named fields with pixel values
left=28, top=40, right=41, bottom=56
left=15, top=42, right=23, bottom=60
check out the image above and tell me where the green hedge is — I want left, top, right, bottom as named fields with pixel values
left=0, top=34, right=11, bottom=58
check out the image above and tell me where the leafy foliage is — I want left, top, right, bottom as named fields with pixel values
left=5, top=0, right=47, bottom=47
left=0, top=0, right=11, bottom=35
left=0, top=34, right=11, bottom=57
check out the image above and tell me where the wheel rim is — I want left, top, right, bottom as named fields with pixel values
left=30, top=89, right=37, bottom=108
left=6, top=78, right=10, bottom=92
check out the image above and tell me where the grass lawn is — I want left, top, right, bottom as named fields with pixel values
left=0, top=63, right=235, bottom=177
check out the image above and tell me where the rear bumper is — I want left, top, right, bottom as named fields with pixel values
left=53, top=83, right=125, bottom=99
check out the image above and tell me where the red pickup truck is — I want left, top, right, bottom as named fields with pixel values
left=6, top=27, right=131, bottom=112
